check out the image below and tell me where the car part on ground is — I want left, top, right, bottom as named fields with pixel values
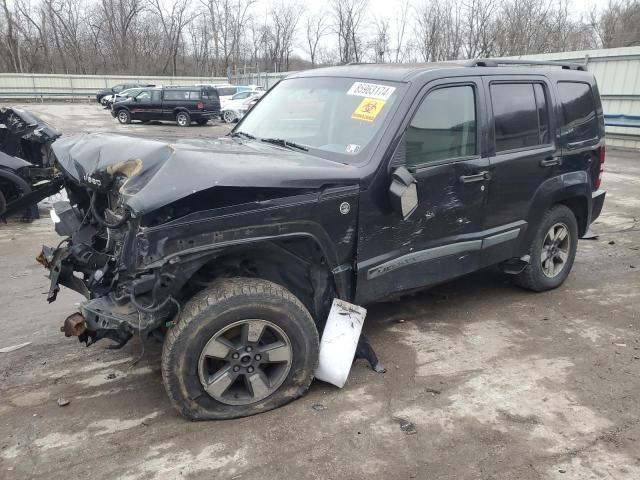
left=38, top=60, right=606, bottom=420
left=0, top=107, right=62, bottom=219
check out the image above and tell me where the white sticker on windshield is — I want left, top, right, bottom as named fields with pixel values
left=347, top=82, right=396, bottom=100
left=345, top=144, right=361, bottom=154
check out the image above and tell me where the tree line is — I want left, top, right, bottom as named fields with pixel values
left=0, top=0, right=639, bottom=77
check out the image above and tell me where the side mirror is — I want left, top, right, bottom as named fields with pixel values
left=389, top=166, right=418, bottom=220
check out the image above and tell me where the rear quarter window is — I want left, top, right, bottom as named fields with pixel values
left=557, top=82, right=599, bottom=144
left=164, top=90, right=200, bottom=100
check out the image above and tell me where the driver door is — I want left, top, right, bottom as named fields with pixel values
left=356, top=78, right=490, bottom=304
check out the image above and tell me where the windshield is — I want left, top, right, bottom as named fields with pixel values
left=235, top=77, right=405, bottom=163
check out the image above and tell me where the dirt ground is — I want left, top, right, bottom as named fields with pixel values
left=1, top=103, right=639, bottom=480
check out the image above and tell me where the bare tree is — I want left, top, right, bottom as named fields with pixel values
left=332, top=0, right=367, bottom=64
left=264, top=2, right=302, bottom=72
left=305, top=12, right=328, bottom=68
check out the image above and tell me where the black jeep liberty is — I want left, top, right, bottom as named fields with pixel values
left=40, top=59, right=606, bottom=420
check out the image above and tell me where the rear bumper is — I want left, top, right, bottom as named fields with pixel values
left=192, top=111, right=219, bottom=120
left=590, top=190, right=606, bottom=224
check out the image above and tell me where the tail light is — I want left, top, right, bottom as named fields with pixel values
left=595, top=145, right=605, bottom=190
left=196, top=102, right=204, bottom=110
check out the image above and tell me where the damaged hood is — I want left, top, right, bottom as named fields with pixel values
left=52, top=133, right=360, bottom=214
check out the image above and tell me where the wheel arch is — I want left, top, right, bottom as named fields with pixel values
left=177, top=235, right=346, bottom=327
left=173, top=107, right=191, bottom=117
left=524, top=173, right=592, bottom=246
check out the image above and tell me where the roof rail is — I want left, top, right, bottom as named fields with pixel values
left=467, top=58, right=586, bottom=71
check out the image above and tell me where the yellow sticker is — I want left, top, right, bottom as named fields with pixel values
left=351, top=97, right=386, bottom=122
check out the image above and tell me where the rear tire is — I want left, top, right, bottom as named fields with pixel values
left=176, top=111, right=191, bottom=127
left=0, top=188, right=6, bottom=216
left=512, top=205, right=578, bottom=292
left=162, top=277, right=319, bottom=420
left=116, top=109, right=131, bottom=124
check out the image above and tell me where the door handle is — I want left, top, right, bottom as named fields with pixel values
left=459, top=171, right=491, bottom=183
left=540, top=156, right=561, bottom=167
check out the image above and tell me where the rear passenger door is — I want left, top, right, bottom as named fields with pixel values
left=481, top=77, right=560, bottom=266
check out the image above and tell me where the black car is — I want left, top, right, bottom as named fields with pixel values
left=96, top=83, right=154, bottom=104
left=111, top=86, right=221, bottom=126
left=39, top=59, right=605, bottom=420
left=0, top=108, right=62, bottom=219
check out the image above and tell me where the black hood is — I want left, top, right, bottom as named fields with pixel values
left=51, top=134, right=360, bottom=215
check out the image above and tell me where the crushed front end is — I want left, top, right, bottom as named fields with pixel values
left=39, top=181, right=178, bottom=348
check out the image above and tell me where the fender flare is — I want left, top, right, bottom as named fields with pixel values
left=0, top=167, right=36, bottom=217
left=524, top=171, right=591, bottom=244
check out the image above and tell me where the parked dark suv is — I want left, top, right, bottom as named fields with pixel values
left=39, top=59, right=606, bottom=420
left=111, top=86, right=221, bottom=126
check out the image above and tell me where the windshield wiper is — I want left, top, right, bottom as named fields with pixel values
left=231, top=131, right=256, bottom=140
left=260, top=138, right=309, bottom=152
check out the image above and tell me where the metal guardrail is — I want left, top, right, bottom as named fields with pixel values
left=604, top=114, right=640, bottom=128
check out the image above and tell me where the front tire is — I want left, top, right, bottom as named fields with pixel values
left=162, top=277, right=319, bottom=420
left=512, top=205, right=578, bottom=291
left=116, top=109, right=131, bottom=124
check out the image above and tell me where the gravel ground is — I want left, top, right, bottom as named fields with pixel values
left=0, top=103, right=639, bottom=480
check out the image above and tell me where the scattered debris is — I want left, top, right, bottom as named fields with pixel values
left=0, top=341, right=32, bottom=353
left=393, top=417, right=417, bottom=435
left=396, top=318, right=406, bottom=323
left=106, top=373, right=117, bottom=379
left=558, top=469, right=567, bottom=474
left=57, top=397, right=70, bottom=407
left=608, top=240, right=615, bottom=245
left=424, top=387, right=441, bottom=395
left=311, top=404, right=327, bottom=412
left=615, top=343, right=627, bottom=347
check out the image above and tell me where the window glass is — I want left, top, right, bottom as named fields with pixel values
left=491, top=83, right=540, bottom=152
left=135, top=90, right=152, bottom=101
left=163, top=90, right=199, bottom=100
left=218, top=87, right=236, bottom=96
left=405, top=85, right=476, bottom=166
left=534, top=84, right=550, bottom=144
left=112, top=84, right=124, bottom=93
left=557, top=82, right=598, bottom=143
left=237, top=76, right=404, bottom=164
left=202, top=89, right=218, bottom=100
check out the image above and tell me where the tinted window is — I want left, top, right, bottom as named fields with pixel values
left=405, top=85, right=476, bottom=166
left=112, top=84, right=124, bottom=93
left=202, top=89, right=218, bottom=100
left=557, top=82, right=598, bottom=143
left=218, top=87, right=236, bottom=96
left=136, top=90, right=152, bottom=101
left=163, top=90, right=200, bottom=100
left=492, top=83, right=542, bottom=152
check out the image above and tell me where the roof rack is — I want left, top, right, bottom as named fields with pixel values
left=467, top=58, right=586, bottom=71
